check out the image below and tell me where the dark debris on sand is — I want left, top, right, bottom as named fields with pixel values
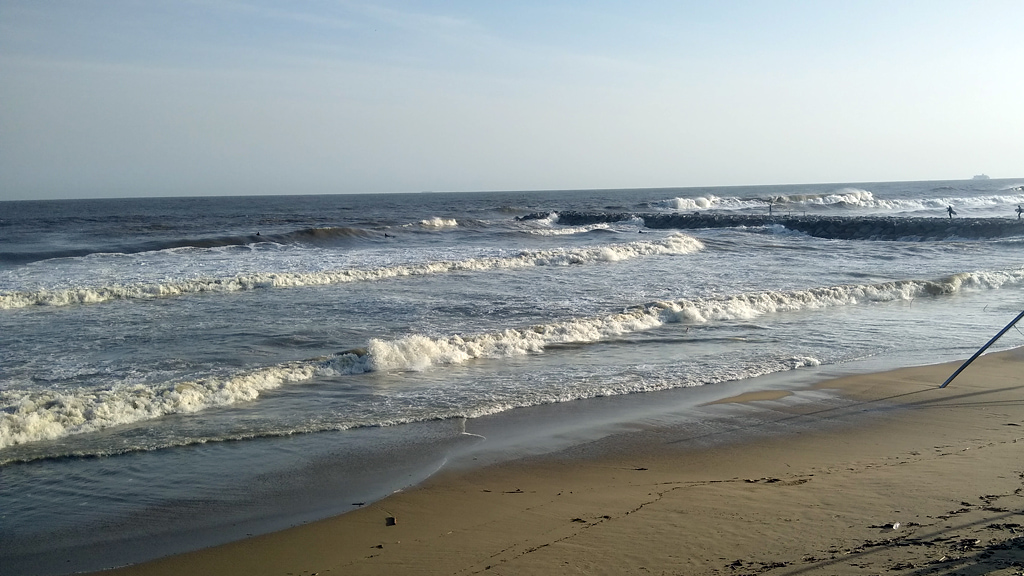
left=714, top=476, right=1024, bottom=576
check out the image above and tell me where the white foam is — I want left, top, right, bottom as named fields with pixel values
left=354, top=267, right=1024, bottom=373
left=670, top=195, right=719, bottom=210
left=416, top=217, right=458, bottom=229
left=660, top=188, right=1024, bottom=216
left=3, top=266, right=1021, bottom=449
left=777, top=189, right=1024, bottom=214
left=537, top=212, right=561, bottom=225
left=820, top=188, right=887, bottom=207
left=769, top=188, right=904, bottom=210
left=525, top=223, right=612, bottom=236
left=0, top=234, right=705, bottom=309
left=663, top=195, right=760, bottom=211
left=0, top=353, right=369, bottom=450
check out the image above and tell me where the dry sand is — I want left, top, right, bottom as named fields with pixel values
left=94, top=349, right=1024, bottom=576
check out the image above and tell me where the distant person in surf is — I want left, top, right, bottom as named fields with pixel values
left=1017, top=205, right=1023, bottom=219
left=947, top=205, right=957, bottom=218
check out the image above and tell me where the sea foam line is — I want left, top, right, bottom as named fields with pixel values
left=661, top=189, right=1024, bottom=214
left=408, top=217, right=458, bottom=229
left=3, top=266, right=1022, bottom=450
left=0, top=354, right=369, bottom=450
left=657, top=189, right=885, bottom=211
left=365, top=267, right=1024, bottom=372
left=0, top=234, right=704, bottom=310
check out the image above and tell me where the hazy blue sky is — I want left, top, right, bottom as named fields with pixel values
left=1, top=1, right=1021, bottom=200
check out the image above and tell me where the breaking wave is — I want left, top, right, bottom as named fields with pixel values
left=364, top=267, right=1024, bottom=372
left=650, top=188, right=1024, bottom=216
left=651, top=190, right=890, bottom=212
left=525, top=224, right=612, bottom=236
left=658, top=195, right=759, bottom=211
left=0, top=234, right=705, bottom=309
left=770, top=188, right=898, bottom=209
left=3, top=266, right=1021, bottom=451
left=0, top=353, right=370, bottom=452
left=785, top=189, right=1024, bottom=213
left=415, top=217, right=458, bottom=229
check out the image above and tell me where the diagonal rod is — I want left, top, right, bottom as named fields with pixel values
left=940, top=309, right=1024, bottom=388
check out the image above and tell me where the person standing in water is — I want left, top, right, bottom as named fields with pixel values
left=1016, top=205, right=1023, bottom=219
left=947, top=205, right=957, bottom=218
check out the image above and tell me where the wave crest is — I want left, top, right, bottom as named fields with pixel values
left=667, top=195, right=723, bottom=210
left=0, top=235, right=705, bottom=309
left=416, top=217, right=458, bottom=229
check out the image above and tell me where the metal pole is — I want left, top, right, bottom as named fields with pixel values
left=940, top=309, right=1024, bottom=388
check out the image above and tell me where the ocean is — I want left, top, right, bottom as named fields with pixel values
left=3, top=178, right=1024, bottom=574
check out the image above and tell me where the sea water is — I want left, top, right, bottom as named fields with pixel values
left=2, top=179, right=1024, bottom=574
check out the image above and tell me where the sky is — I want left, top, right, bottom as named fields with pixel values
left=1, top=1, right=1022, bottom=200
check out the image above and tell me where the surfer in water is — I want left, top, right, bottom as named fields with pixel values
left=1017, top=205, right=1023, bottom=219
left=947, top=205, right=957, bottom=218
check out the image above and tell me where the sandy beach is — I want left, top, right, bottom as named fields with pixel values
left=92, top=348, right=1024, bottom=576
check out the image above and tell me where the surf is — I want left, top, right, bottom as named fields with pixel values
left=0, top=234, right=705, bottom=309
left=4, top=265, right=1021, bottom=454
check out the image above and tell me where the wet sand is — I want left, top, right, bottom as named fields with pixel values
left=93, top=348, right=1024, bottom=576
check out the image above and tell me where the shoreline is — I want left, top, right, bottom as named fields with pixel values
left=89, top=347, right=1024, bottom=575
left=0, top=353, right=933, bottom=576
